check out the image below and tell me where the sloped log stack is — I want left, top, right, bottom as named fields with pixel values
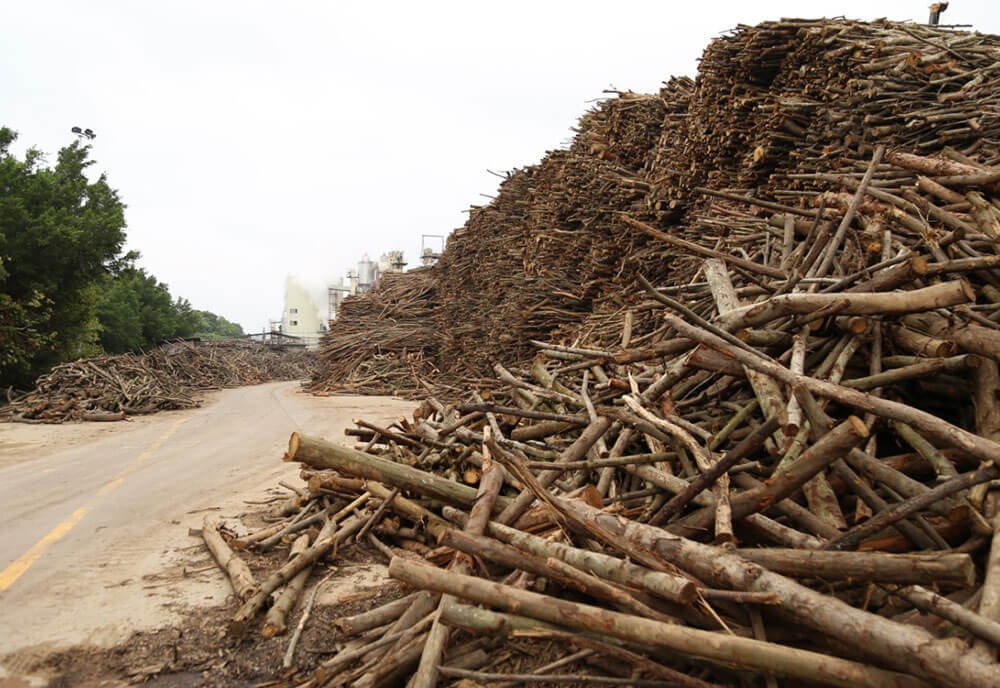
left=312, top=18, right=1000, bottom=396
left=207, top=17, right=1000, bottom=688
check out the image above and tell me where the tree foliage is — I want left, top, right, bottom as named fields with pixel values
left=0, top=127, right=126, bottom=386
left=1, top=128, right=245, bottom=386
left=190, top=310, right=244, bottom=341
left=94, top=265, right=198, bottom=353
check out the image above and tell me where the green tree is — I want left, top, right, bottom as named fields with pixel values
left=0, top=127, right=127, bottom=386
left=190, top=309, right=244, bottom=341
left=94, top=265, right=200, bottom=354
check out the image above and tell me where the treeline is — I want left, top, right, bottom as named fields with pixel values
left=0, top=127, right=243, bottom=389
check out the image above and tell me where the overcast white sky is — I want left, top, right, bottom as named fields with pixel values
left=3, top=1, right=997, bottom=332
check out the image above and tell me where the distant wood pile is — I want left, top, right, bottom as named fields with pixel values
left=3, top=341, right=316, bottom=422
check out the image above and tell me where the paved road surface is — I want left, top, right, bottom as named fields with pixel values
left=0, top=382, right=413, bottom=665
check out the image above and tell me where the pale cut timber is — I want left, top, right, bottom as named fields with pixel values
left=389, top=557, right=926, bottom=688
left=715, top=279, right=973, bottom=330
left=552, top=496, right=1000, bottom=688
left=662, top=313, right=1000, bottom=465
left=734, top=549, right=975, bottom=586
left=202, top=515, right=256, bottom=601
left=441, top=505, right=697, bottom=604
left=285, top=432, right=512, bottom=512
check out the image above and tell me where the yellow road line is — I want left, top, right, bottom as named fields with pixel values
left=0, top=417, right=188, bottom=592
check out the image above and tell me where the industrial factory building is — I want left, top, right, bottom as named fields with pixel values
left=326, top=250, right=409, bottom=325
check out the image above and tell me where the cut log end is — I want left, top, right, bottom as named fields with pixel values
left=285, top=432, right=301, bottom=462
left=847, top=415, right=870, bottom=439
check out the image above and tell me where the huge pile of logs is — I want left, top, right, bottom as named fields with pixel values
left=208, top=18, right=1000, bottom=685
left=3, top=341, right=316, bottom=423
left=313, top=90, right=673, bottom=393
left=209, top=302, right=1000, bottom=686
left=311, top=18, right=1000, bottom=398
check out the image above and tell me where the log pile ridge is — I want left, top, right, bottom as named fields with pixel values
left=3, top=340, right=316, bottom=422
left=202, top=18, right=1000, bottom=687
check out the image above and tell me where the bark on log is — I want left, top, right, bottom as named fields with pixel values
left=332, top=592, right=420, bottom=636
left=285, top=433, right=512, bottom=512
left=202, top=515, right=257, bottom=601
left=826, top=463, right=1000, bottom=551
left=442, top=506, right=697, bottom=604
left=229, top=513, right=364, bottom=636
left=439, top=529, right=675, bottom=622
left=734, top=549, right=975, bottom=586
left=495, top=416, right=613, bottom=525
left=650, top=415, right=780, bottom=526
left=673, top=418, right=868, bottom=535
left=389, top=557, right=928, bottom=688
left=552, top=497, right=1000, bottom=688
left=262, top=533, right=312, bottom=638
left=716, top=280, right=973, bottom=331
left=662, top=314, right=1000, bottom=465
left=904, top=312, right=1000, bottom=360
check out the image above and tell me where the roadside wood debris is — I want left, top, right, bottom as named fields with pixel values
left=2, top=341, right=315, bottom=422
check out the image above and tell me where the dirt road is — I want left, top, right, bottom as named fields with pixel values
left=0, top=382, right=413, bottom=677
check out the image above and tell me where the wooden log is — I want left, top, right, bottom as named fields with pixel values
left=437, top=666, right=691, bottom=687
left=624, top=216, right=787, bottom=279
left=284, top=433, right=512, bottom=512
left=495, top=416, right=613, bottom=526
left=262, top=533, right=312, bottom=638
left=889, top=584, right=1000, bottom=648
left=314, top=612, right=436, bottom=682
left=439, top=529, right=675, bottom=621
left=892, top=421, right=959, bottom=478
left=305, top=472, right=365, bottom=495
left=716, top=280, right=974, bottom=331
left=332, top=592, right=420, bottom=636
left=886, top=150, right=1000, bottom=192
left=365, top=480, right=451, bottom=539
left=825, top=463, right=1000, bottom=551
left=842, top=354, right=976, bottom=390
left=553, top=497, right=1000, bottom=688
left=519, top=629, right=726, bottom=688
left=229, top=513, right=364, bottom=635
left=734, top=549, right=975, bottom=586
left=649, top=415, right=780, bottom=526
left=202, top=515, right=256, bottom=601
left=976, top=512, right=1000, bottom=661
left=389, top=557, right=927, bottom=688
left=889, top=325, right=959, bottom=358
left=81, top=410, right=126, bottom=422
left=974, top=357, right=1000, bottom=441
left=846, top=255, right=929, bottom=293
left=661, top=314, right=1000, bottom=464
left=412, top=428, right=505, bottom=688
left=674, top=417, right=868, bottom=535
left=510, top=419, right=579, bottom=442
left=815, top=144, right=885, bottom=277
left=702, top=258, right=788, bottom=444
left=903, top=312, right=1000, bottom=360
left=442, top=506, right=697, bottom=604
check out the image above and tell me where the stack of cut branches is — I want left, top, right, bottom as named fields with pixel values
left=4, top=341, right=316, bottom=423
